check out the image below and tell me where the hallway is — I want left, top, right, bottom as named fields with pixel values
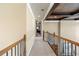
left=29, top=37, right=56, bottom=56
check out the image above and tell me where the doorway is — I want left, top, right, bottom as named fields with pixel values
left=36, top=21, right=42, bottom=37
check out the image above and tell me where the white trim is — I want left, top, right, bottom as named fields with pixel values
left=41, top=20, right=43, bottom=39
left=44, top=20, right=60, bottom=22
left=42, top=3, right=54, bottom=39
left=76, top=20, right=79, bottom=22
left=27, top=3, right=35, bottom=19
left=26, top=3, right=35, bottom=56
left=43, top=3, right=54, bottom=20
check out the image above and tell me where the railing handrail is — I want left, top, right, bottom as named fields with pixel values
left=54, top=34, right=79, bottom=46
left=46, top=31, right=79, bottom=46
left=0, top=34, right=26, bottom=56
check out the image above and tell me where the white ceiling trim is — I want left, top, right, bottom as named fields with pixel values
left=43, top=3, right=54, bottom=21
left=76, top=20, right=79, bottom=22
left=44, top=20, right=59, bottom=22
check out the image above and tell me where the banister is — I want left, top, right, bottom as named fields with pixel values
left=54, top=34, right=79, bottom=46
left=46, top=32, right=79, bottom=46
left=44, top=31, right=79, bottom=56
left=0, top=34, right=26, bottom=56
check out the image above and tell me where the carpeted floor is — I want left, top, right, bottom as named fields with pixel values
left=29, top=37, right=56, bottom=56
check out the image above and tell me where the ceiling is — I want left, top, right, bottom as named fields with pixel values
left=30, top=3, right=50, bottom=21
left=29, top=3, right=79, bottom=21
left=46, top=3, right=79, bottom=20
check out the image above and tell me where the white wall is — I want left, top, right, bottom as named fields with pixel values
left=43, top=20, right=79, bottom=41
left=43, top=20, right=79, bottom=55
left=75, top=21, right=79, bottom=55
left=61, top=20, right=76, bottom=41
left=75, top=21, right=79, bottom=41
left=61, top=20, right=79, bottom=55
left=26, top=4, right=35, bottom=55
left=0, top=4, right=26, bottom=51
left=43, top=21, right=58, bottom=34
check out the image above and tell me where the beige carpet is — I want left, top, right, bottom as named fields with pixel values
left=29, top=37, right=56, bottom=56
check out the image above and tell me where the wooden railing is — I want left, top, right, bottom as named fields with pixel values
left=44, top=31, right=79, bottom=56
left=53, top=33, right=79, bottom=56
left=0, top=35, right=26, bottom=56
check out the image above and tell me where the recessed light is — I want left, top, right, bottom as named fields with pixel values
left=54, top=16, right=57, bottom=18
left=41, top=9, right=44, bottom=11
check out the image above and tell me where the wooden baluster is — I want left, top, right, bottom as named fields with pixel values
left=17, top=43, right=19, bottom=56
left=75, top=45, right=76, bottom=56
left=6, top=52, right=8, bottom=56
left=19, top=43, right=20, bottom=56
left=62, top=41, right=64, bottom=56
left=65, top=40, right=66, bottom=56
left=20, top=42, right=21, bottom=56
left=15, top=46, right=16, bottom=56
left=71, top=43, right=73, bottom=56
left=43, top=31, right=44, bottom=41
left=11, top=48, right=13, bottom=56
left=67, top=42, right=69, bottom=56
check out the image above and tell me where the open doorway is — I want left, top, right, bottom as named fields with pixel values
left=36, top=21, right=42, bottom=37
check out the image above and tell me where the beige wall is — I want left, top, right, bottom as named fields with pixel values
left=26, top=4, right=35, bottom=55
left=43, top=22, right=58, bottom=34
left=0, top=3, right=26, bottom=51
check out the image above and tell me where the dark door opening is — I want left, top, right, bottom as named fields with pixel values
left=36, top=21, right=41, bottom=37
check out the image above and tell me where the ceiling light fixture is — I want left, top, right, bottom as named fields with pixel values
left=41, top=9, right=44, bottom=11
